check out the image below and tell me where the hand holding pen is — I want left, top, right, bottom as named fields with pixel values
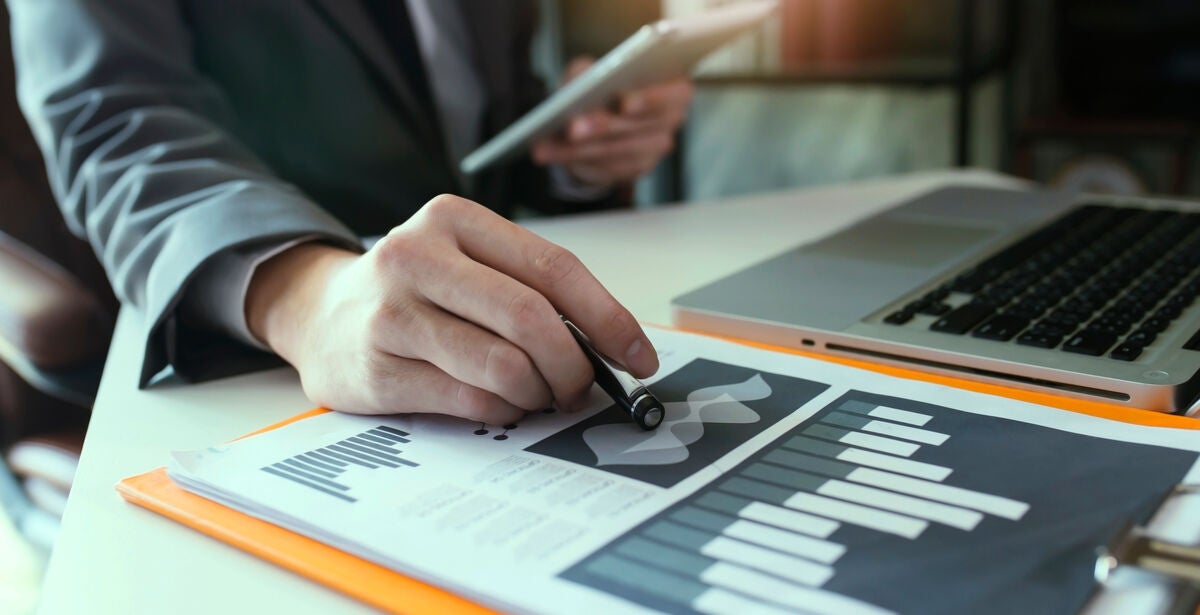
left=563, top=317, right=664, bottom=430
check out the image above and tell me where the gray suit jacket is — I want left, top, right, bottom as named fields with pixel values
left=9, top=0, right=613, bottom=386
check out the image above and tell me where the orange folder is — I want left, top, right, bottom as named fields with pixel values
left=117, top=334, right=1200, bottom=614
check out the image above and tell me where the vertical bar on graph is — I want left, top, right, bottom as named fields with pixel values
left=297, top=453, right=342, bottom=473
left=348, top=436, right=403, bottom=457
left=281, top=458, right=337, bottom=479
left=307, top=450, right=349, bottom=468
left=356, top=432, right=400, bottom=448
left=261, top=467, right=356, bottom=503
left=327, top=444, right=388, bottom=468
left=269, top=463, right=350, bottom=491
left=319, top=447, right=378, bottom=469
left=333, top=442, right=402, bottom=468
left=375, top=425, right=411, bottom=440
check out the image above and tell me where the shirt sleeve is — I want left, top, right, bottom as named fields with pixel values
left=179, top=236, right=327, bottom=351
left=547, top=164, right=615, bottom=203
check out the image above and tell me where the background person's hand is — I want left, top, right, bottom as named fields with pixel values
left=530, top=57, right=694, bottom=189
left=245, top=194, right=659, bottom=423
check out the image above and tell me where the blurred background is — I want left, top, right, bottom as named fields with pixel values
left=537, top=0, right=1200, bottom=204
left=2, top=0, right=1200, bottom=611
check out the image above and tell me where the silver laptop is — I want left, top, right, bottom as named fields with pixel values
left=672, top=185, right=1200, bottom=414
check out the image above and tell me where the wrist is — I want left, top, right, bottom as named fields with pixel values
left=245, top=242, right=357, bottom=363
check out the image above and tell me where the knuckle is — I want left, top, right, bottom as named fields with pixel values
left=505, top=290, right=553, bottom=333
left=484, top=343, right=534, bottom=389
left=368, top=300, right=422, bottom=349
left=530, top=243, right=581, bottom=287
left=424, top=193, right=463, bottom=217
left=373, top=231, right=421, bottom=266
left=601, top=303, right=639, bottom=346
left=359, top=353, right=398, bottom=412
left=453, top=382, right=495, bottom=421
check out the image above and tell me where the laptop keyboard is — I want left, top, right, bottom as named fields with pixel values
left=883, top=203, right=1200, bottom=362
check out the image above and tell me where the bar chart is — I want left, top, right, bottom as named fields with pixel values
left=259, top=425, right=418, bottom=503
left=561, top=391, right=1198, bottom=615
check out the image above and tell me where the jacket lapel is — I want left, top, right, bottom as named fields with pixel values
left=303, top=0, right=444, bottom=154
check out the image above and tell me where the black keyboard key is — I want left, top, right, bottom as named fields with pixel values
left=1168, top=293, right=1195, bottom=308
left=1155, top=305, right=1183, bottom=321
left=1110, top=344, right=1143, bottom=361
left=1094, top=319, right=1128, bottom=333
left=1185, top=329, right=1200, bottom=351
left=884, top=310, right=913, bottom=325
left=1029, top=322, right=1073, bottom=338
left=1062, top=330, right=1118, bottom=356
left=1086, top=321, right=1131, bottom=336
left=1017, top=332, right=1063, bottom=348
left=1124, top=329, right=1157, bottom=346
left=931, top=304, right=996, bottom=335
left=917, top=302, right=951, bottom=316
left=924, top=287, right=950, bottom=301
left=972, top=315, right=1029, bottom=341
left=1141, top=317, right=1170, bottom=333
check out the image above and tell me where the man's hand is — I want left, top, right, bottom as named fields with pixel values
left=530, top=57, right=694, bottom=189
left=245, top=195, right=659, bottom=423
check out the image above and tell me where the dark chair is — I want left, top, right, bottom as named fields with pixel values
left=0, top=5, right=117, bottom=552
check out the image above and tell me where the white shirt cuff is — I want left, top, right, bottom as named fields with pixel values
left=181, top=235, right=323, bottom=351
left=548, top=164, right=613, bottom=202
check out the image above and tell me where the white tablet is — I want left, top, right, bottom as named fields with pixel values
left=460, top=0, right=778, bottom=175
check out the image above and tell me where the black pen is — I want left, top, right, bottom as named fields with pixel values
left=562, top=317, right=664, bottom=430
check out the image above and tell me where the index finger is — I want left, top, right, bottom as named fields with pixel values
left=433, top=200, right=658, bottom=378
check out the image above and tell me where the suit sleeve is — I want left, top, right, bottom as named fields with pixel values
left=7, top=0, right=361, bottom=386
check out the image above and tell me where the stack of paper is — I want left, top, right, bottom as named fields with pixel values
left=161, top=329, right=1200, bottom=615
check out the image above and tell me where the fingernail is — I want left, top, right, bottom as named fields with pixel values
left=625, top=338, right=657, bottom=377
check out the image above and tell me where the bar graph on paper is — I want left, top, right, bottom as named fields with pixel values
left=259, top=425, right=418, bottom=503
left=561, top=391, right=1197, bottom=615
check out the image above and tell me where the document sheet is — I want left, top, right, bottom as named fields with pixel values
left=168, top=328, right=1200, bottom=615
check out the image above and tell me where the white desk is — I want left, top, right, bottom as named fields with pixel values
left=38, top=170, right=1025, bottom=614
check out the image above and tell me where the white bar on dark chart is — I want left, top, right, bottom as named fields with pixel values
left=868, top=406, right=932, bottom=426
left=839, top=431, right=920, bottom=457
left=817, top=481, right=982, bottom=530
left=848, top=468, right=1030, bottom=520
left=836, top=448, right=952, bottom=481
left=783, top=491, right=926, bottom=539
left=693, top=587, right=794, bottom=615
left=699, top=563, right=895, bottom=615
left=862, top=420, right=950, bottom=445
left=722, top=519, right=845, bottom=564
left=700, top=536, right=833, bottom=586
left=738, top=501, right=840, bottom=538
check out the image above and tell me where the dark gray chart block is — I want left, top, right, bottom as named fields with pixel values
left=563, top=389, right=1198, bottom=615
left=525, top=359, right=828, bottom=487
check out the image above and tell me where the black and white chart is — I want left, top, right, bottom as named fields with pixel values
left=526, top=359, right=829, bottom=487
left=259, top=425, right=417, bottom=502
left=562, top=391, right=1198, bottom=615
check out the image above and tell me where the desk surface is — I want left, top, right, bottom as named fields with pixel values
left=38, top=170, right=1025, bottom=614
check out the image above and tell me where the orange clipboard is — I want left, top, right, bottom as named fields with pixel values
left=116, top=330, right=1200, bottom=614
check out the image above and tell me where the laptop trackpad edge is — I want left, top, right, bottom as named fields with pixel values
left=677, top=221, right=997, bottom=332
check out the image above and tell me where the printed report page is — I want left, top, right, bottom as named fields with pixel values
left=168, top=329, right=1200, bottom=615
